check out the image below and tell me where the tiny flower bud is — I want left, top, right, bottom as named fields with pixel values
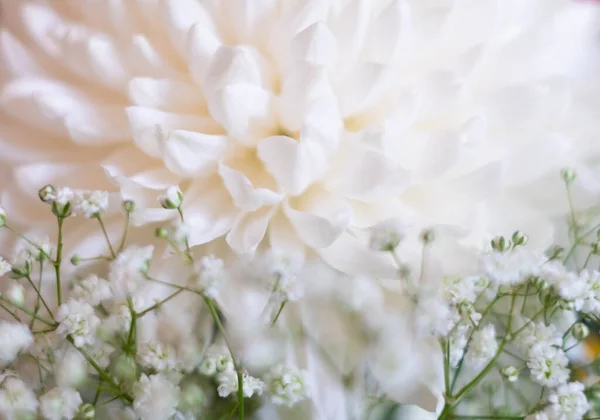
left=550, top=246, right=564, bottom=260
left=123, top=200, right=135, bottom=213
left=112, top=354, right=137, bottom=383
left=159, top=186, right=183, bottom=209
left=155, top=227, right=168, bottom=238
left=0, top=205, right=6, bottom=228
left=561, top=168, right=577, bottom=184
left=529, top=276, right=549, bottom=291
left=491, top=236, right=511, bottom=252
left=6, top=282, right=25, bottom=306
left=421, top=229, right=435, bottom=244
left=500, top=366, right=519, bottom=382
left=559, top=300, right=575, bottom=310
left=38, top=184, right=57, bottom=203
left=511, top=231, right=528, bottom=247
left=592, top=242, right=600, bottom=255
left=71, top=255, right=81, bottom=266
left=572, top=323, right=589, bottom=341
left=77, top=403, right=95, bottom=419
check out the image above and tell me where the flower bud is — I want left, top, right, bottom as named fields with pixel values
left=491, top=236, right=511, bottom=252
left=159, top=186, right=183, bottom=209
left=559, top=300, right=575, bottom=310
left=500, top=365, right=519, bottom=382
left=529, top=276, right=549, bottom=291
left=123, top=200, right=135, bottom=213
left=421, top=229, right=435, bottom=244
left=0, top=205, right=6, bottom=228
left=550, top=246, right=565, bottom=260
left=511, top=231, right=528, bottom=247
left=561, top=168, right=577, bottom=184
left=38, top=185, right=57, bottom=203
left=155, top=227, right=168, bottom=238
left=592, top=242, right=600, bottom=255
left=6, top=282, right=25, bottom=306
left=70, top=255, right=81, bottom=266
left=111, top=354, right=138, bottom=383
left=77, top=403, right=95, bottom=419
left=572, top=323, right=589, bottom=341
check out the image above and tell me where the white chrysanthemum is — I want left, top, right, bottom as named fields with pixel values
left=72, top=273, right=113, bottom=306
left=0, top=376, right=38, bottom=419
left=0, top=321, right=33, bottom=364
left=133, top=374, right=180, bottom=420
left=39, top=387, right=82, bottom=420
left=56, top=299, right=100, bottom=347
left=1, top=0, right=599, bottom=275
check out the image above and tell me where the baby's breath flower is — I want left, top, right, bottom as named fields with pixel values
left=193, top=255, right=225, bottom=299
left=108, top=245, right=153, bottom=299
left=264, top=364, right=309, bottom=407
left=0, top=321, right=33, bottom=364
left=500, top=366, right=519, bottom=383
left=56, top=300, right=100, bottom=348
left=0, top=257, right=11, bottom=276
left=138, top=342, right=178, bottom=372
left=546, top=382, right=589, bottom=420
left=159, top=186, right=183, bottom=209
left=39, top=387, right=82, bottom=420
left=133, top=374, right=180, bottom=420
left=216, top=371, right=264, bottom=398
left=74, top=190, right=109, bottom=218
left=369, top=219, right=405, bottom=251
left=0, top=376, right=38, bottom=419
left=466, top=324, right=498, bottom=368
left=527, top=346, right=570, bottom=388
left=72, top=274, right=113, bottom=306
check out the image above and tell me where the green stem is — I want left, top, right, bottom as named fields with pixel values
left=0, top=297, right=56, bottom=326
left=97, top=216, right=116, bottom=259
left=237, top=370, right=245, bottom=420
left=54, top=217, right=64, bottom=305
left=271, top=300, right=287, bottom=326
left=25, top=271, right=55, bottom=322
left=136, top=289, right=184, bottom=318
left=0, top=302, right=23, bottom=322
left=117, top=211, right=130, bottom=253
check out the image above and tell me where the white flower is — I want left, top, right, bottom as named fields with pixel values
left=138, top=342, right=178, bottom=372
left=72, top=274, right=113, bottom=306
left=265, top=249, right=304, bottom=301
left=466, top=324, right=498, bottom=368
left=74, top=190, right=109, bottom=218
left=56, top=299, right=100, bottom=348
left=14, top=234, right=54, bottom=263
left=0, top=376, right=38, bottom=419
left=517, top=322, right=562, bottom=356
left=579, top=270, right=600, bottom=315
left=216, top=371, right=264, bottom=398
left=527, top=346, right=570, bottom=388
left=546, top=382, right=590, bottom=420
left=415, top=296, right=456, bottom=337
left=0, top=321, right=33, bottom=364
left=369, top=219, right=406, bottom=251
left=448, top=324, right=470, bottom=368
left=500, top=366, right=519, bottom=383
left=2, top=0, right=597, bottom=278
left=199, top=357, right=218, bottom=377
left=108, top=245, right=153, bottom=299
left=481, top=248, right=545, bottom=286
left=54, top=188, right=75, bottom=207
left=5, top=281, right=25, bottom=306
left=55, top=350, right=87, bottom=388
left=525, top=412, right=550, bottom=420
left=264, top=364, right=309, bottom=407
left=0, top=257, right=11, bottom=276
left=133, top=374, right=180, bottom=420
left=193, top=255, right=225, bottom=299
left=552, top=271, right=590, bottom=311
left=159, top=186, right=183, bottom=209
left=39, top=387, right=82, bottom=420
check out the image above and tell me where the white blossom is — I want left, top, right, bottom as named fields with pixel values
left=0, top=322, right=33, bottom=364
left=39, top=387, right=82, bottom=420
left=159, top=186, right=183, bottom=209
left=56, top=299, right=100, bottom=348
left=481, top=248, right=545, bottom=286
left=369, top=219, right=405, bottom=252
left=448, top=324, right=470, bottom=368
left=517, top=322, right=562, bottom=356
left=0, top=257, right=11, bottom=276
left=133, top=374, right=180, bottom=420
left=5, top=282, right=25, bottom=306
left=0, top=376, right=38, bottom=419
left=108, top=245, right=153, bottom=299
left=216, top=371, right=264, bottom=398
left=54, top=188, right=75, bottom=207
left=74, top=190, right=109, bottom=218
left=72, top=274, right=113, bottom=306
left=138, top=342, right=178, bottom=372
left=55, top=350, right=87, bottom=388
left=264, top=364, right=309, bottom=407
left=466, top=324, right=498, bottom=368
left=527, top=346, right=570, bottom=388
left=193, top=255, right=225, bottom=299
left=546, top=382, right=590, bottom=420
left=265, top=250, right=304, bottom=302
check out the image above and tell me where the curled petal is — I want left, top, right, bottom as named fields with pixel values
left=226, top=206, right=276, bottom=254
left=218, top=164, right=282, bottom=212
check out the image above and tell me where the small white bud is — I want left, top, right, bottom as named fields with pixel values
left=561, top=168, right=577, bottom=184
left=572, top=323, right=589, bottom=341
left=123, top=199, right=135, bottom=213
left=159, top=186, right=183, bottom=209
left=38, top=185, right=57, bottom=203
left=501, top=366, right=519, bottom=382
left=6, top=282, right=25, bottom=306
left=491, top=236, right=511, bottom=252
left=511, top=231, right=528, bottom=246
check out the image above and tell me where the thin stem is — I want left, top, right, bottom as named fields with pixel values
left=270, top=300, right=287, bottom=326
left=54, top=217, right=64, bottom=305
left=136, top=289, right=184, bottom=318
left=117, top=211, right=130, bottom=253
left=0, top=297, right=56, bottom=326
left=97, top=216, right=116, bottom=259
left=25, top=271, right=55, bottom=322
left=0, top=302, right=23, bottom=322
left=237, top=370, right=244, bottom=420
